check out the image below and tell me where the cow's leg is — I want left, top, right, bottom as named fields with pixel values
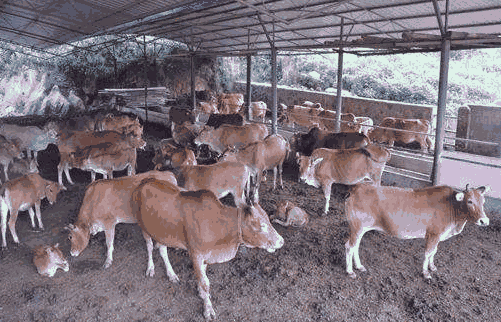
left=7, top=208, right=20, bottom=244
left=34, top=202, right=43, bottom=230
left=2, top=161, right=8, bottom=183
left=272, top=167, right=277, bottom=190
left=33, top=151, right=38, bottom=162
left=0, top=198, right=8, bottom=247
left=103, top=227, right=115, bottom=269
left=143, top=232, right=155, bottom=277
left=28, top=207, right=36, bottom=229
left=91, top=171, right=96, bottom=182
left=64, top=165, right=75, bottom=185
left=158, top=244, right=180, bottom=283
left=278, top=163, right=284, bottom=189
left=253, top=173, right=261, bottom=203
left=423, top=236, right=439, bottom=279
left=322, top=182, right=332, bottom=215
left=345, top=228, right=368, bottom=279
left=193, top=256, right=215, bottom=320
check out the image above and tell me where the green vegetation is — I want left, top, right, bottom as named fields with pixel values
left=220, top=49, right=501, bottom=116
left=1, top=35, right=500, bottom=118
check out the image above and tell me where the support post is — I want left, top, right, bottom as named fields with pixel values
left=431, top=35, right=451, bottom=185
left=190, top=53, right=196, bottom=111
left=245, top=54, right=252, bottom=121
left=271, top=46, right=278, bottom=134
left=143, top=35, right=148, bottom=123
left=334, top=17, right=344, bottom=133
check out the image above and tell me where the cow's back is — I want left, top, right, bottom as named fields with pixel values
left=219, top=124, right=268, bottom=148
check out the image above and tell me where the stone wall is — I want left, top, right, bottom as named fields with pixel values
left=456, top=104, right=501, bottom=157
left=234, top=81, right=436, bottom=124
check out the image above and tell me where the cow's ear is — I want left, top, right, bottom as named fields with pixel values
left=477, top=186, right=490, bottom=194
left=455, top=192, right=464, bottom=202
left=312, top=157, right=323, bottom=166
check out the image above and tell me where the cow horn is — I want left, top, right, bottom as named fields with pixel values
left=465, top=184, right=470, bottom=192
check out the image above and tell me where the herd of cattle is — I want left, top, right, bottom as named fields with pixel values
left=0, top=94, right=491, bottom=320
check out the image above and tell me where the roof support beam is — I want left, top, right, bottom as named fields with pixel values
left=432, top=35, right=451, bottom=185
left=432, top=0, right=446, bottom=36
left=334, top=17, right=345, bottom=133
left=236, top=0, right=289, bottom=25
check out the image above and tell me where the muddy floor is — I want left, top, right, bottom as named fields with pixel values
left=1, top=122, right=501, bottom=322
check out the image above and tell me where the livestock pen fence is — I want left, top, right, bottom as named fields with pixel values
left=96, top=85, right=501, bottom=199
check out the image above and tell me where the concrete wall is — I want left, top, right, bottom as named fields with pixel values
left=456, top=104, right=501, bottom=157
left=234, top=82, right=436, bottom=124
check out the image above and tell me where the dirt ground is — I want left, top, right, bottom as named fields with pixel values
left=1, top=121, right=501, bottom=322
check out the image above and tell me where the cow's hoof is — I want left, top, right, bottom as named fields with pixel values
left=348, top=272, right=357, bottom=279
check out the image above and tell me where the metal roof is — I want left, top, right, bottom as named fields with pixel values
left=1, top=0, right=501, bottom=56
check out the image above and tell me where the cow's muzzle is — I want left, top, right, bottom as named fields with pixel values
left=476, top=217, right=489, bottom=226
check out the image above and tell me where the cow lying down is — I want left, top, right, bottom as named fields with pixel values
left=131, top=178, right=284, bottom=320
left=345, top=183, right=490, bottom=279
left=33, top=243, right=69, bottom=277
left=271, top=200, right=309, bottom=227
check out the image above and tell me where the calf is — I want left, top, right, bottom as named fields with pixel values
left=219, top=134, right=289, bottom=202
left=0, top=135, right=23, bottom=184
left=0, top=173, right=65, bottom=247
left=66, top=170, right=178, bottom=268
left=345, top=183, right=490, bottom=279
left=217, top=93, right=244, bottom=114
left=154, top=146, right=197, bottom=170
left=131, top=178, right=283, bottom=320
left=369, top=117, right=432, bottom=152
left=176, top=161, right=251, bottom=207
left=33, top=243, right=69, bottom=277
left=297, top=145, right=390, bottom=215
left=317, top=111, right=359, bottom=132
left=280, top=104, right=323, bottom=129
left=194, top=123, right=269, bottom=155
left=95, top=113, right=143, bottom=137
left=205, top=113, right=244, bottom=129
left=292, top=126, right=370, bottom=156
left=271, top=200, right=309, bottom=227
left=57, top=131, right=145, bottom=186
left=69, top=143, right=137, bottom=181
left=248, top=101, right=268, bottom=122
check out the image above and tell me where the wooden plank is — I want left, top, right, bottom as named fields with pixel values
left=387, top=149, right=433, bottom=175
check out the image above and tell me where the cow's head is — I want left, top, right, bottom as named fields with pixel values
left=455, top=184, right=490, bottom=226
left=297, top=155, right=322, bottom=188
left=218, top=145, right=239, bottom=162
left=241, top=203, right=284, bottom=253
left=127, top=134, right=147, bottom=149
left=66, top=224, right=90, bottom=257
left=193, top=126, right=214, bottom=146
left=47, top=243, right=70, bottom=273
left=45, top=181, right=66, bottom=205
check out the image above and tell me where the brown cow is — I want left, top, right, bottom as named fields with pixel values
left=271, top=200, right=309, bottom=227
left=317, top=110, right=359, bottom=132
left=171, top=121, right=202, bottom=147
left=218, top=93, right=244, bottom=114
left=131, top=178, right=284, bottom=319
left=176, top=161, right=251, bottom=207
left=297, top=145, right=391, bottom=215
left=69, top=142, right=138, bottom=181
left=219, top=134, right=289, bottom=202
left=0, top=173, right=65, bottom=247
left=153, top=139, right=197, bottom=170
left=345, top=183, right=490, bottom=279
left=280, top=105, right=323, bottom=129
left=248, top=101, right=268, bottom=122
left=95, top=113, right=143, bottom=137
left=57, top=130, right=145, bottom=186
left=33, top=243, right=69, bottom=277
left=194, top=123, right=269, bottom=155
left=0, top=135, right=24, bottom=184
left=369, top=117, right=432, bottom=152
left=66, top=170, right=178, bottom=268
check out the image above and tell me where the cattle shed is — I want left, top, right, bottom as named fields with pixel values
left=1, top=0, right=501, bottom=192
